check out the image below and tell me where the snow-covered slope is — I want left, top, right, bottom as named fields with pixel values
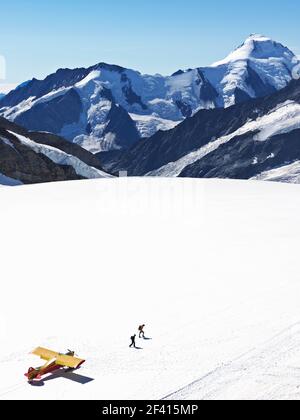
left=252, top=161, right=300, bottom=183
left=10, top=131, right=110, bottom=180
left=147, top=99, right=300, bottom=179
left=0, top=116, right=111, bottom=185
left=165, top=323, right=300, bottom=400
left=209, top=34, right=297, bottom=106
left=102, top=78, right=300, bottom=184
left=1, top=178, right=300, bottom=400
left=0, top=35, right=298, bottom=152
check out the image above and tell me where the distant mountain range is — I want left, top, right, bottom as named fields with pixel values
left=1, top=34, right=300, bottom=186
left=0, top=35, right=298, bottom=154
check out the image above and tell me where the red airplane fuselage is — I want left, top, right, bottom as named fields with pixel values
left=25, top=351, right=77, bottom=381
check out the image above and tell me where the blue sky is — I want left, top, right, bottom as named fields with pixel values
left=1, top=0, right=300, bottom=87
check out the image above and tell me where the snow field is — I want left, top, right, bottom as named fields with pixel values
left=0, top=178, right=300, bottom=399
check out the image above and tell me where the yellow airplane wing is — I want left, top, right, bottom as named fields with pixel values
left=55, top=354, right=85, bottom=369
left=31, top=347, right=59, bottom=361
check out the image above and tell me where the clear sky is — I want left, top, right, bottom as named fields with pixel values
left=1, top=0, right=300, bottom=87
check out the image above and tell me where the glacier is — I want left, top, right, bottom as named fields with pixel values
left=1, top=178, right=300, bottom=399
left=1, top=34, right=298, bottom=153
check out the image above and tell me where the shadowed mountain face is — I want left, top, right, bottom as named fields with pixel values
left=179, top=129, right=300, bottom=180
left=15, top=89, right=83, bottom=133
left=0, top=117, right=109, bottom=185
left=97, top=79, right=300, bottom=183
left=0, top=35, right=298, bottom=153
left=1, top=68, right=91, bottom=108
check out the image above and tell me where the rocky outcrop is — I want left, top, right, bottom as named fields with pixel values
left=0, top=117, right=109, bottom=185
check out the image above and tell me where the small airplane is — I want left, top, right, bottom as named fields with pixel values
left=25, top=347, right=86, bottom=382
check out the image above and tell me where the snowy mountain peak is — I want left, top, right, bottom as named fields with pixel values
left=0, top=36, right=298, bottom=153
left=246, top=33, right=272, bottom=42
left=213, top=34, right=296, bottom=66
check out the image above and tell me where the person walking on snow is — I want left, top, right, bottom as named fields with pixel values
left=138, top=324, right=145, bottom=339
left=129, top=334, right=137, bottom=348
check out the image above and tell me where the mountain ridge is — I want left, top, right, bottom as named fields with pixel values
left=1, top=35, right=298, bottom=153
left=97, top=78, right=300, bottom=184
left=0, top=116, right=111, bottom=185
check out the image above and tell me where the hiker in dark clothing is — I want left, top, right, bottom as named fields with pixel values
left=129, top=334, right=136, bottom=348
left=138, top=324, right=145, bottom=339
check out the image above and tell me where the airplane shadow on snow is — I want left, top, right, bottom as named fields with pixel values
left=30, top=369, right=95, bottom=387
left=30, top=339, right=153, bottom=386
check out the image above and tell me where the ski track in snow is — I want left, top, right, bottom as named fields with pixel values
left=163, top=322, right=300, bottom=400
left=1, top=178, right=300, bottom=400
